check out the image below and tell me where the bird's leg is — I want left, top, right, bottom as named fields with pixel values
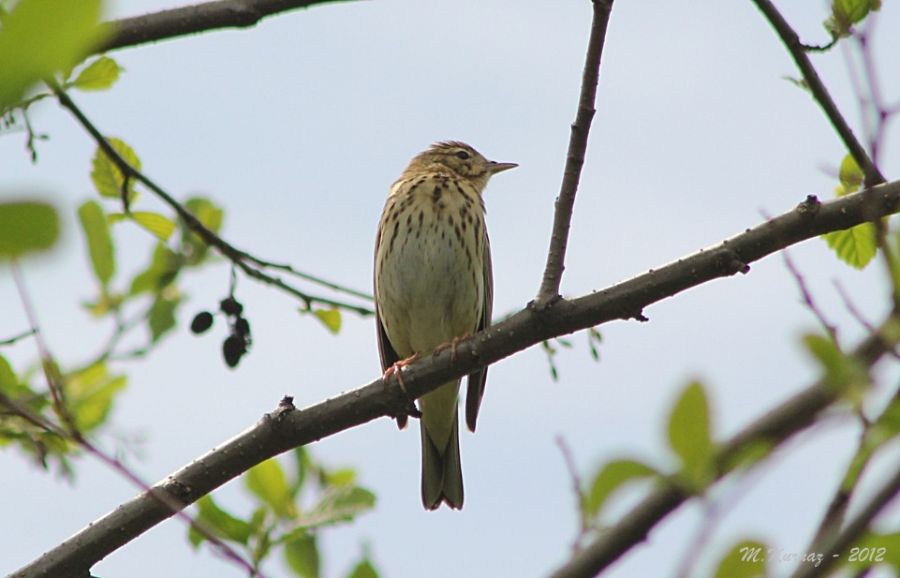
left=383, top=354, right=422, bottom=419
left=433, top=333, right=471, bottom=362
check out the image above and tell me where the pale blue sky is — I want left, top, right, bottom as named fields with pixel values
left=2, top=1, right=899, bottom=577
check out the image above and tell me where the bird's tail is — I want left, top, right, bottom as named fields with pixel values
left=420, top=411, right=463, bottom=510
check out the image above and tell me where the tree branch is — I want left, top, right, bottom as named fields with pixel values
left=751, top=0, right=886, bottom=188
left=50, top=83, right=373, bottom=316
left=11, top=180, right=900, bottom=578
left=548, top=320, right=894, bottom=578
left=95, top=0, right=357, bottom=54
left=534, top=0, right=613, bottom=307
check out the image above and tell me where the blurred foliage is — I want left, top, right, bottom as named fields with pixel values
left=822, top=154, right=878, bottom=269
left=189, top=448, right=380, bottom=578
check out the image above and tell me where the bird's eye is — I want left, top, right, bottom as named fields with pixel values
left=455, top=150, right=470, bottom=160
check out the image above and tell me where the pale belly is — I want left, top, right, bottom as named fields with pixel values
left=376, top=207, right=484, bottom=357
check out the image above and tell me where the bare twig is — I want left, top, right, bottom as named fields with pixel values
left=96, top=0, right=357, bottom=54
left=12, top=179, right=900, bottom=578
left=0, top=328, right=36, bottom=346
left=751, top=0, right=885, bottom=188
left=534, top=0, right=613, bottom=307
left=782, top=249, right=838, bottom=342
left=555, top=435, right=590, bottom=552
left=49, top=83, right=373, bottom=316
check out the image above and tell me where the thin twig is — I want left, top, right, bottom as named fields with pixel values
left=782, top=249, right=839, bottom=342
left=833, top=280, right=878, bottom=336
left=555, top=435, right=590, bottom=552
left=751, top=0, right=885, bottom=188
left=534, top=0, right=613, bottom=307
left=0, top=328, right=36, bottom=346
left=49, top=82, right=373, bottom=316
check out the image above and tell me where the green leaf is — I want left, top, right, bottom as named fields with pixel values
left=0, top=200, right=59, bottom=260
left=129, top=243, right=181, bottom=295
left=246, top=458, right=295, bottom=519
left=182, top=197, right=224, bottom=265
left=65, top=362, right=127, bottom=432
left=325, top=468, right=357, bottom=487
left=713, top=539, right=768, bottom=578
left=284, top=533, right=319, bottom=578
left=803, top=333, right=868, bottom=393
left=77, top=200, right=115, bottom=285
left=90, top=138, right=141, bottom=201
left=667, top=381, right=715, bottom=488
left=297, top=486, right=376, bottom=528
left=312, top=308, right=342, bottom=334
left=71, top=56, right=122, bottom=91
left=148, top=292, right=180, bottom=343
left=131, top=211, right=175, bottom=241
left=347, top=557, right=380, bottom=578
left=191, top=495, right=251, bottom=546
left=0, top=0, right=106, bottom=107
left=0, top=354, right=21, bottom=393
left=823, top=223, right=877, bottom=269
left=585, top=458, right=657, bottom=518
left=838, top=154, right=864, bottom=192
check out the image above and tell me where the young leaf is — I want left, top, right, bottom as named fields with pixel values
left=713, top=539, right=768, bottom=578
left=312, top=308, right=342, bottom=334
left=838, top=154, right=864, bottom=192
left=347, top=557, right=380, bottom=578
left=72, top=56, right=122, bottom=91
left=667, top=381, right=715, bottom=488
left=131, top=211, right=175, bottom=241
left=246, top=458, right=295, bottom=519
left=803, top=333, right=868, bottom=393
left=823, top=224, right=877, bottom=269
left=91, top=138, right=142, bottom=200
left=284, top=533, right=320, bottom=578
left=148, top=293, right=180, bottom=343
left=297, top=486, right=376, bottom=528
left=129, top=243, right=181, bottom=295
left=65, top=362, right=127, bottom=432
left=77, top=200, right=115, bottom=286
left=192, top=495, right=251, bottom=546
left=0, top=0, right=106, bottom=107
left=585, top=458, right=658, bottom=518
left=0, top=201, right=59, bottom=260
left=182, top=197, right=224, bottom=264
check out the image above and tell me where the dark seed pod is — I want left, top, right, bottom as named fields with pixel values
left=190, top=311, right=214, bottom=334
left=222, top=334, right=246, bottom=368
left=235, top=317, right=251, bottom=340
left=219, top=297, right=243, bottom=316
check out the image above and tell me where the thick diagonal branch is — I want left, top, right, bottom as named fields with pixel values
left=11, top=180, right=900, bottom=578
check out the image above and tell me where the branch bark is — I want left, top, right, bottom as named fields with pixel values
left=11, top=180, right=900, bottom=578
left=535, top=0, right=613, bottom=307
left=95, top=0, right=356, bottom=54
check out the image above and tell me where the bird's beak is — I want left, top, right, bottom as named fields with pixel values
left=488, top=161, right=518, bottom=174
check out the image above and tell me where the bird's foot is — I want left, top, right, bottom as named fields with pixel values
left=383, top=354, right=422, bottom=419
left=433, top=334, right=470, bottom=361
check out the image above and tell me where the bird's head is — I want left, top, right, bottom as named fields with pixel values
left=405, top=141, right=517, bottom=191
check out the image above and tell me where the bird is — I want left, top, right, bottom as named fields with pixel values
left=374, top=141, right=516, bottom=510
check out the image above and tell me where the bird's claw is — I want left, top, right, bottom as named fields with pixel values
left=383, top=354, right=422, bottom=419
left=433, top=334, right=469, bottom=361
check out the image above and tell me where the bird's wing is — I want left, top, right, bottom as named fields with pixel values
left=466, top=230, right=493, bottom=432
left=374, top=229, right=408, bottom=429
